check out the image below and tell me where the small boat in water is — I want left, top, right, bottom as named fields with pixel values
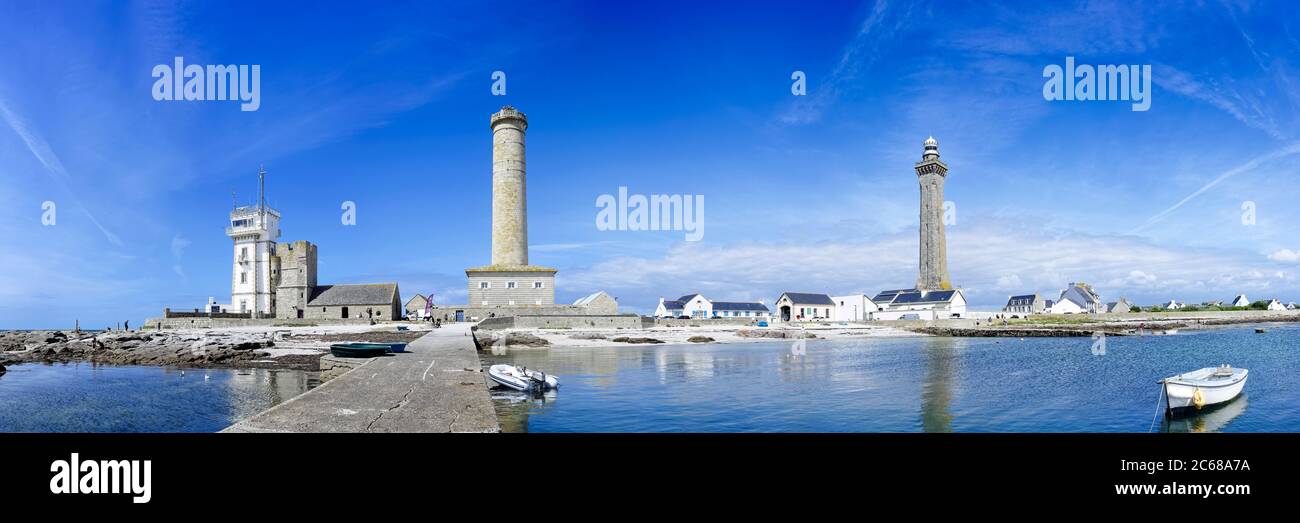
left=1161, top=364, right=1248, bottom=414
left=329, top=343, right=392, bottom=358
left=487, top=364, right=559, bottom=393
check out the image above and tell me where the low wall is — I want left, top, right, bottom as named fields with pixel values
left=427, top=304, right=613, bottom=323
left=475, top=314, right=650, bottom=331
left=143, top=316, right=387, bottom=329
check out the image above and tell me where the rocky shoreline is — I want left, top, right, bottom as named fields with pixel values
left=0, top=328, right=429, bottom=371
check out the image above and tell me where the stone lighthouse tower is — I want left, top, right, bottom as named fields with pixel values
left=490, top=106, right=529, bottom=266
left=465, top=106, right=556, bottom=308
left=915, top=136, right=952, bottom=291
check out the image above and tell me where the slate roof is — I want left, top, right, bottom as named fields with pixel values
left=677, top=293, right=702, bottom=302
left=1006, top=294, right=1039, bottom=306
left=711, top=301, right=770, bottom=312
left=307, top=283, right=399, bottom=306
left=573, top=291, right=611, bottom=306
left=780, top=292, right=835, bottom=305
left=660, top=300, right=687, bottom=310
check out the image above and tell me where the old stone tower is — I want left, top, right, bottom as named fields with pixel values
left=915, top=136, right=952, bottom=291
left=465, top=106, right=557, bottom=307
left=273, top=240, right=317, bottom=318
left=490, top=105, right=529, bottom=266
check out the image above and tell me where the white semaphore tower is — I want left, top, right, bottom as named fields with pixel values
left=226, top=167, right=280, bottom=317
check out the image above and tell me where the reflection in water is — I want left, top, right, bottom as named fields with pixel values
left=1163, top=395, right=1249, bottom=433
left=490, top=389, right=558, bottom=434
left=0, top=363, right=317, bottom=432
left=920, top=338, right=959, bottom=433
left=481, top=326, right=1290, bottom=432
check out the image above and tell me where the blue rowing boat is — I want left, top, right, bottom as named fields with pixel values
left=329, top=343, right=392, bottom=358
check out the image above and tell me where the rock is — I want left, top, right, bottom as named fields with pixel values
left=610, top=336, right=665, bottom=344
left=0, top=363, right=6, bottom=375
left=687, top=336, right=715, bottom=343
left=736, top=329, right=812, bottom=339
left=481, top=331, right=550, bottom=348
left=568, top=332, right=607, bottom=340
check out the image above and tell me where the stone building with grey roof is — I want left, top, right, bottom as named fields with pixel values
left=300, top=283, right=401, bottom=321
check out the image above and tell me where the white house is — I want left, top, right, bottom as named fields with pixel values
left=871, top=288, right=967, bottom=321
left=1287, top=302, right=1297, bottom=310
left=655, top=294, right=710, bottom=318
left=1266, top=299, right=1286, bottom=311
left=1049, top=282, right=1103, bottom=314
left=1162, top=299, right=1184, bottom=310
left=774, top=292, right=835, bottom=322
left=655, top=294, right=769, bottom=319
left=1230, top=294, right=1250, bottom=307
left=832, top=294, right=878, bottom=321
left=1003, top=293, right=1045, bottom=316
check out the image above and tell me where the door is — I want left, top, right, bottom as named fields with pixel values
left=455, top=310, right=464, bottom=322
left=296, top=309, right=303, bottom=319
left=341, top=306, right=349, bottom=319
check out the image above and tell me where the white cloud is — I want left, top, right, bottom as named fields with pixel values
left=1269, top=249, right=1300, bottom=262
left=563, top=222, right=1296, bottom=313
left=995, top=274, right=1022, bottom=289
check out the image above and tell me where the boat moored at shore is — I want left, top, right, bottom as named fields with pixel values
left=488, top=364, right=559, bottom=393
left=1162, top=365, right=1248, bottom=415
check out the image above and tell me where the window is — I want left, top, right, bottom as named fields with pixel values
left=239, top=300, right=247, bottom=312
left=507, top=281, right=516, bottom=289
left=533, top=282, right=543, bottom=289
left=240, top=272, right=247, bottom=284
left=479, top=282, right=489, bottom=289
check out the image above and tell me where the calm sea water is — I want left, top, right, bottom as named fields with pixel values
left=484, top=324, right=1300, bottom=433
left=0, top=363, right=317, bottom=432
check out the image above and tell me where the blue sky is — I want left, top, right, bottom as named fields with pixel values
left=2, top=0, right=1299, bottom=328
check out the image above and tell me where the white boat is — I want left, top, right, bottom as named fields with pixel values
left=487, top=364, right=559, bottom=393
left=1161, top=365, right=1248, bottom=413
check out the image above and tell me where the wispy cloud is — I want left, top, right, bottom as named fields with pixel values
left=1129, top=141, right=1300, bottom=234
left=0, top=94, right=123, bottom=246
left=777, top=0, right=916, bottom=125
left=1157, top=65, right=1287, bottom=141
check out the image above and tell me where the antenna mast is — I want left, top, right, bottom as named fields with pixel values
left=258, top=164, right=266, bottom=216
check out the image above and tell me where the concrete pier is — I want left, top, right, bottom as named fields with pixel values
left=223, top=323, right=499, bottom=433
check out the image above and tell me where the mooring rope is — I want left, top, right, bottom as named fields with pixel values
left=1148, top=383, right=1164, bottom=433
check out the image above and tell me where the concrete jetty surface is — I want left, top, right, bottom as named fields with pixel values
left=223, top=323, right=499, bottom=433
